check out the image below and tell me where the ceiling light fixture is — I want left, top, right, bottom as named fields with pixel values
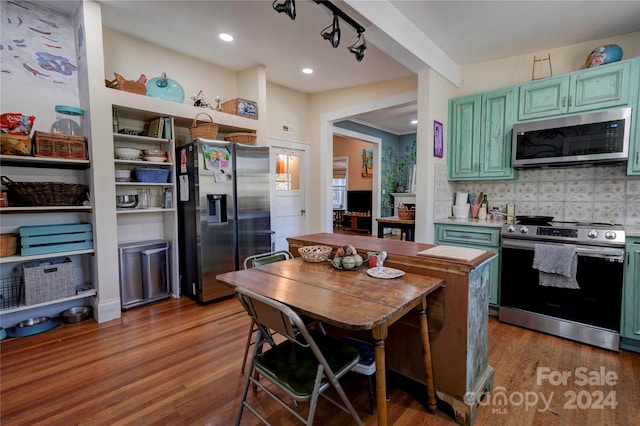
left=411, top=120, right=418, bottom=125
left=312, top=1, right=366, bottom=62
left=302, top=68, right=314, bottom=74
left=348, top=32, right=367, bottom=62
left=219, top=33, right=233, bottom=42
left=272, top=0, right=296, bottom=20
left=321, top=15, right=341, bottom=48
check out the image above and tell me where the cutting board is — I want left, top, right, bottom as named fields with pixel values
left=417, top=245, right=486, bottom=262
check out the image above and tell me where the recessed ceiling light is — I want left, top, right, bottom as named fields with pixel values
left=302, top=68, right=313, bottom=74
left=219, top=33, right=233, bottom=42
left=411, top=120, right=418, bottom=124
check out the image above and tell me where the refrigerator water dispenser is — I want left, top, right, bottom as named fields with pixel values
left=207, top=194, right=227, bottom=224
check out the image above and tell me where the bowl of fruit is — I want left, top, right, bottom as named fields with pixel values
left=329, top=244, right=368, bottom=271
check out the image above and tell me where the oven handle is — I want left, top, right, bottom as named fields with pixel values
left=501, top=239, right=625, bottom=262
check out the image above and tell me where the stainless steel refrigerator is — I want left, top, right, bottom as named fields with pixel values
left=176, top=139, right=272, bottom=303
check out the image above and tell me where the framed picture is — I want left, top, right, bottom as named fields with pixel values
left=434, top=120, right=443, bottom=158
left=361, top=148, right=373, bottom=177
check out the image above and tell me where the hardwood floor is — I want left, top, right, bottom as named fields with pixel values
left=1, top=296, right=639, bottom=425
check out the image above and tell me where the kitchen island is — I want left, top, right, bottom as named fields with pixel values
left=287, top=233, right=496, bottom=426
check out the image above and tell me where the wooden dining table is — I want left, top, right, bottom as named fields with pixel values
left=217, top=257, right=444, bottom=426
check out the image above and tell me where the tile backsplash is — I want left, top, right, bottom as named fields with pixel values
left=435, top=163, right=640, bottom=226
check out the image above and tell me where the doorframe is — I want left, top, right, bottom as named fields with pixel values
left=267, top=137, right=311, bottom=246
left=332, top=127, right=381, bottom=236
left=319, top=90, right=419, bottom=234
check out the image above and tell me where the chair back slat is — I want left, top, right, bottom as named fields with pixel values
left=243, top=250, right=292, bottom=269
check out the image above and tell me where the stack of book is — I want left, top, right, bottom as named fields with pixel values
left=147, top=117, right=172, bottom=139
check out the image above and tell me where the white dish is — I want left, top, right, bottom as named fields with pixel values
left=366, top=266, right=405, bottom=279
left=115, top=147, right=141, bottom=159
left=143, top=156, right=167, bottom=162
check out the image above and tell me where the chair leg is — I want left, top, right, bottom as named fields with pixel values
left=367, top=374, right=374, bottom=414
left=241, top=320, right=256, bottom=374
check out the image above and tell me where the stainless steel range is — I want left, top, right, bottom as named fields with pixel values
left=499, top=220, right=625, bottom=351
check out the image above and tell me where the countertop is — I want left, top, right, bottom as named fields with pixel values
left=435, top=218, right=640, bottom=238
left=626, top=226, right=640, bottom=238
left=434, top=218, right=506, bottom=228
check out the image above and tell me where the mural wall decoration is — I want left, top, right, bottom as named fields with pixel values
left=1, top=1, right=79, bottom=97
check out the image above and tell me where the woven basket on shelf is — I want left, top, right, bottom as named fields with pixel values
left=189, top=112, right=219, bottom=140
left=398, top=205, right=415, bottom=220
left=0, top=176, right=88, bottom=206
left=223, top=132, right=256, bottom=145
left=1, top=134, right=31, bottom=156
left=298, top=245, right=333, bottom=263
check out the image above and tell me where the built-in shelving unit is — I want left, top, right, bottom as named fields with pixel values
left=0, top=152, right=95, bottom=327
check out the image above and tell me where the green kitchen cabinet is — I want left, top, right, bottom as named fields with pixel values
left=448, top=87, right=517, bottom=181
left=621, top=237, right=640, bottom=352
left=435, top=223, right=501, bottom=310
left=518, top=60, right=632, bottom=121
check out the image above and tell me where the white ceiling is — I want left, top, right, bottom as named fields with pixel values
left=46, top=1, right=640, bottom=134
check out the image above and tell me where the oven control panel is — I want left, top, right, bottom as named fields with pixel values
left=537, top=227, right=578, bottom=238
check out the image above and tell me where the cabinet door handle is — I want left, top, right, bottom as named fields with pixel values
left=562, top=96, right=567, bottom=107
left=569, top=95, right=573, bottom=106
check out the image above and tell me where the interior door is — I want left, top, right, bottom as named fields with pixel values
left=270, top=144, right=308, bottom=251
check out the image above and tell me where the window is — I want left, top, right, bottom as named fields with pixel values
left=275, top=151, right=300, bottom=191
left=332, top=159, right=347, bottom=209
left=332, top=178, right=346, bottom=209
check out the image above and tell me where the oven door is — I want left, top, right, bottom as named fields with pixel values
left=500, top=239, right=624, bottom=332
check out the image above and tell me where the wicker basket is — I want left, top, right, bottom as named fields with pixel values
left=1, top=134, right=32, bottom=156
left=398, top=205, right=415, bottom=220
left=298, top=245, right=333, bottom=263
left=0, top=233, right=18, bottom=257
left=33, top=131, right=87, bottom=160
left=224, top=132, right=257, bottom=145
left=0, top=176, right=88, bottom=206
left=189, top=113, right=219, bottom=140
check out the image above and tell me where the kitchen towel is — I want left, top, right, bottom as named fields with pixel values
left=532, top=243, right=580, bottom=289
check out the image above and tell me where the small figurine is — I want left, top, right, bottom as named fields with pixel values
left=215, top=96, right=223, bottom=111
left=191, top=90, right=214, bottom=109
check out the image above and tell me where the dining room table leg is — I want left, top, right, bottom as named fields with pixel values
left=418, top=296, right=438, bottom=413
left=372, top=325, right=388, bottom=426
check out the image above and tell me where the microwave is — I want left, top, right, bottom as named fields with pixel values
left=512, top=107, right=631, bottom=168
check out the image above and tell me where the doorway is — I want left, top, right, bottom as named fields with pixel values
left=268, top=138, right=310, bottom=252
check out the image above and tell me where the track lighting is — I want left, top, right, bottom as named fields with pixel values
left=348, top=32, right=367, bottom=62
left=272, top=0, right=296, bottom=20
left=321, top=15, right=341, bottom=48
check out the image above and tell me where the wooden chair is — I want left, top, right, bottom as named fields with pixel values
left=241, top=250, right=325, bottom=373
left=235, top=287, right=362, bottom=425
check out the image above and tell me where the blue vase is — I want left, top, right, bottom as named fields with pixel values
left=586, top=44, right=623, bottom=68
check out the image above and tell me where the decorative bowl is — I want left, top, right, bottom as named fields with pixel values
left=115, top=147, right=141, bottom=160
left=116, top=194, right=138, bottom=208
left=298, top=245, right=333, bottom=262
left=329, top=253, right=368, bottom=271
left=146, top=72, right=185, bottom=103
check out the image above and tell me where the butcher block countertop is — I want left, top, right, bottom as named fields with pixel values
left=287, top=233, right=495, bottom=270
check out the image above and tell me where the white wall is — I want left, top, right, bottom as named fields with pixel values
left=456, top=32, right=640, bottom=97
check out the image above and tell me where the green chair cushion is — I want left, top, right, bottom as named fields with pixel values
left=254, top=331, right=360, bottom=398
